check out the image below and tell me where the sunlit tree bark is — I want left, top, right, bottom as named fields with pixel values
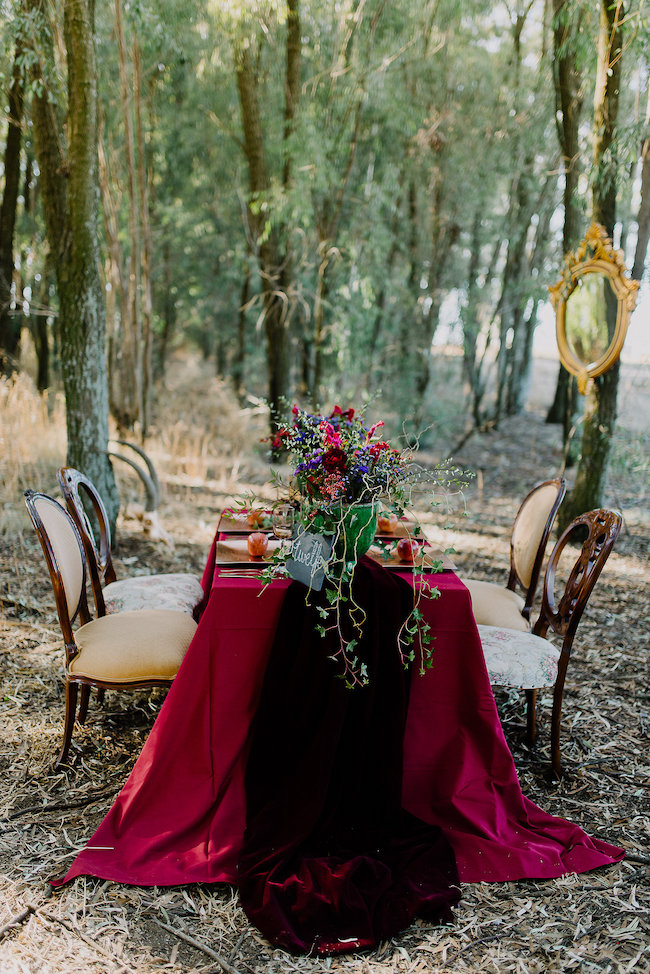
left=26, top=0, right=119, bottom=528
left=233, top=0, right=301, bottom=439
left=547, top=0, right=585, bottom=435
left=559, top=0, right=624, bottom=529
left=0, top=41, right=25, bottom=373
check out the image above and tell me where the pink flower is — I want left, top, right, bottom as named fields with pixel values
left=366, top=421, right=385, bottom=442
left=321, top=421, right=342, bottom=448
left=323, top=473, right=345, bottom=498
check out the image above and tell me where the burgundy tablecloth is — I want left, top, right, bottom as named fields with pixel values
left=55, top=535, right=623, bottom=893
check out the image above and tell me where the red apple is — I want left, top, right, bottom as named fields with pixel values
left=247, top=532, right=269, bottom=558
left=396, top=537, right=420, bottom=562
left=377, top=512, right=399, bottom=534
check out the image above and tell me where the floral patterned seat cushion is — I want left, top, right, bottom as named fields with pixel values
left=477, top=624, right=560, bottom=690
left=103, top=573, right=204, bottom=616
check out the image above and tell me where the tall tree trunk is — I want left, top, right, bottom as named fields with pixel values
left=283, top=0, right=301, bottom=189
left=27, top=0, right=119, bottom=529
left=462, top=211, right=485, bottom=427
left=559, top=0, right=624, bottom=530
left=0, top=43, right=25, bottom=373
left=495, top=4, right=545, bottom=425
left=463, top=222, right=504, bottom=429
left=133, top=37, right=154, bottom=437
left=409, top=123, right=462, bottom=431
left=234, top=39, right=291, bottom=439
left=309, top=89, right=363, bottom=407
left=505, top=168, right=558, bottom=414
left=98, top=130, right=129, bottom=425
left=547, top=0, right=585, bottom=425
left=157, top=235, right=175, bottom=379
left=311, top=244, right=334, bottom=409
left=114, top=0, right=143, bottom=431
left=31, top=253, right=53, bottom=392
left=232, top=258, right=251, bottom=404
left=631, top=98, right=650, bottom=282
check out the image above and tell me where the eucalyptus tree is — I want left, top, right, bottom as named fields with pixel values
left=0, top=10, right=24, bottom=374
left=559, top=0, right=634, bottom=527
left=95, top=0, right=211, bottom=430
left=414, top=0, right=561, bottom=432
left=23, top=0, right=119, bottom=526
left=546, top=0, right=591, bottom=438
left=209, top=0, right=302, bottom=439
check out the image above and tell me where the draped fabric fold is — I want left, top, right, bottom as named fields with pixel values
left=52, top=541, right=624, bottom=944
left=237, top=560, right=460, bottom=955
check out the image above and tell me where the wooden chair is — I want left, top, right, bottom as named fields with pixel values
left=24, top=490, right=198, bottom=769
left=478, top=508, right=622, bottom=776
left=463, top=478, right=566, bottom=632
left=57, top=467, right=203, bottom=618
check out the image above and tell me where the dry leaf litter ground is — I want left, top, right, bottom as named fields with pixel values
left=0, top=353, right=648, bottom=973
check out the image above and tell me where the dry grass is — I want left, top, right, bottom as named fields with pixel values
left=0, top=376, right=66, bottom=538
left=1, top=359, right=649, bottom=973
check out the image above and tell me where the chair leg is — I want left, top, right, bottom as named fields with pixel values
left=525, top=689, right=538, bottom=745
left=97, top=688, right=106, bottom=705
left=54, top=680, right=78, bottom=770
left=550, top=662, right=569, bottom=778
left=550, top=697, right=563, bottom=778
left=78, top=684, right=91, bottom=724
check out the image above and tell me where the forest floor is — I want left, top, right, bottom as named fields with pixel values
left=0, top=355, right=649, bottom=973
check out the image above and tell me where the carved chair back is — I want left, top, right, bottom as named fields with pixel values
left=533, top=508, right=622, bottom=645
left=57, top=467, right=116, bottom=616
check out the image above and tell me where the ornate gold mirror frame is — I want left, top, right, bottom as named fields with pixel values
left=549, top=223, right=639, bottom=394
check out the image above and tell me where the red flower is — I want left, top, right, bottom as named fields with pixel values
left=330, top=405, right=355, bottom=420
left=369, top=440, right=390, bottom=457
left=271, top=427, right=290, bottom=449
left=322, top=448, right=347, bottom=472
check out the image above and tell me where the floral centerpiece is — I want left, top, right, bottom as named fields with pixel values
left=274, top=403, right=410, bottom=558
left=252, top=404, right=471, bottom=687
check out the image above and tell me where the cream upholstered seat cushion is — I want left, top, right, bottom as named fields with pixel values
left=478, top=624, right=560, bottom=690
left=69, top=609, right=197, bottom=682
left=462, top=579, right=529, bottom=632
left=103, top=573, right=204, bottom=616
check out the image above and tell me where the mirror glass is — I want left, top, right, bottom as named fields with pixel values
left=551, top=223, right=639, bottom=390
left=564, top=272, right=616, bottom=368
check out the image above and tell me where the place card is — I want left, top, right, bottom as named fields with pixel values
left=285, top=528, right=333, bottom=591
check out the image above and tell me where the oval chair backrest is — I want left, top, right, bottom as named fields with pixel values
left=57, top=467, right=114, bottom=587
left=535, top=508, right=623, bottom=643
left=27, top=492, right=86, bottom=627
left=510, top=478, right=566, bottom=591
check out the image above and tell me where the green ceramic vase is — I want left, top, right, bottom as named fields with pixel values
left=331, top=503, right=377, bottom=565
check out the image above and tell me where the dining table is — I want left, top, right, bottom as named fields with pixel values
left=54, top=514, right=625, bottom=955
